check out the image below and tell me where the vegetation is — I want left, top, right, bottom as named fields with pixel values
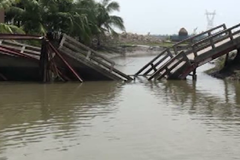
left=0, top=0, right=15, bottom=9
left=0, top=0, right=125, bottom=46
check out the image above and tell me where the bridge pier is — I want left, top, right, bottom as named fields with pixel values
left=39, top=39, right=50, bottom=83
left=192, top=69, right=197, bottom=80
left=224, top=52, right=229, bottom=67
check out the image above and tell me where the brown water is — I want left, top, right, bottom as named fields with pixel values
left=1, top=56, right=240, bottom=160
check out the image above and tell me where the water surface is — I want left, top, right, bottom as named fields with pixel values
left=0, top=56, right=240, bottom=160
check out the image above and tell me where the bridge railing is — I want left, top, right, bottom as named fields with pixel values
left=59, top=34, right=133, bottom=81
left=134, top=24, right=226, bottom=77
left=145, top=24, right=229, bottom=80
left=59, top=34, right=115, bottom=67
left=0, top=40, right=41, bottom=58
left=145, top=23, right=240, bottom=81
left=190, top=23, right=240, bottom=60
left=0, top=34, right=43, bottom=40
left=171, top=24, right=227, bottom=54
left=134, top=48, right=173, bottom=76
left=147, top=51, right=191, bottom=80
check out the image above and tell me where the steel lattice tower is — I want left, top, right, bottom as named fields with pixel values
left=205, top=10, right=216, bottom=30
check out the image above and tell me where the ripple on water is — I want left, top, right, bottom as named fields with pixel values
left=1, top=60, right=240, bottom=159
left=0, top=82, right=122, bottom=158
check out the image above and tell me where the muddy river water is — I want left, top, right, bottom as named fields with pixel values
left=0, top=55, right=240, bottom=160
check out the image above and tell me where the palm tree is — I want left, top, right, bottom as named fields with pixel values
left=72, top=0, right=99, bottom=44
left=41, top=0, right=75, bottom=33
left=5, top=0, right=45, bottom=34
left=2, top=0, right=126, bottom=46
left=5, top=0, right=91, bottom=36
left=95, top=0, right=125, bottom=46
left=0, top=0, right=24, bottom=34
left=0, top=0, right=17, bottom=9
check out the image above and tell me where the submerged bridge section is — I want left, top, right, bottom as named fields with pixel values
left=0, top=33, right=133, bottom=82
left=135, top=23, right=240, bottom=80
left=58, top=34, right=133, bottom=81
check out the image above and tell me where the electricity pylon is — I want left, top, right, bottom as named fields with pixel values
left=206, top=10, right=216, bottom=30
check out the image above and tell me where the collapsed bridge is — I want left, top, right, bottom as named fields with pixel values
left=1, top=23, right=240, bottom=82
left=135, top=23, right=240, bottom=80
left=0, top=33, right=132, bottom=82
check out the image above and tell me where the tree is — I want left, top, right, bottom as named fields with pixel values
left=3, top=0, right=125, bottom=46
left=5, top=0, right=45, bottom=34
left=67, top=0, right=98, bottom=44
left=0, top=0, right=17, bottom=9
left=41, top=0, right=75, bottom=33
left=95, top=0, right=125, bottom=46
left=0, top=23, right=24, bottom=33
left=0, top=0, right=24, bottom=34
left=5, top=0, right=91, bottom=36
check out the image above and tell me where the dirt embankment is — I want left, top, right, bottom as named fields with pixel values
left=206, top=52, right=240, bottom=80
left=208, top=63, right=240, bottom=80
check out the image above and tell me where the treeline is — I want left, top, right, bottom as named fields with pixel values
left=0, top=0, right=125, bottom=45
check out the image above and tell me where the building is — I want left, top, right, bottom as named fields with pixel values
left=170, top=27, right=189, bottom=42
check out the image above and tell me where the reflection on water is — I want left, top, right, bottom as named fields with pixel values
left=0, top=56, right=240, bottom=160
left=0, top=82, right=123, bottom=160
left=149, top=80, right=240, bottom=122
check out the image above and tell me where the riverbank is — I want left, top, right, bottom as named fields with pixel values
left=99, top=45, right=164, bottom=59
left=206, top=59, right=240, bottom=80
left=99, top=44, right=164, bottom=59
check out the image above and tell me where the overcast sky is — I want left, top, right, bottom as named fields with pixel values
left=110, top=0, right=240, bottom=35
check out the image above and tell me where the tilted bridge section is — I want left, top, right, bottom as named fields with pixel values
left=0, top=34, right=133, bottom=82
left=135, top=23, right=240, bottom=80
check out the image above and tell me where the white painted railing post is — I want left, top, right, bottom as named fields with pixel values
left=86, top=50, right=91, bottom=60
left=59, top=36, right=66, bottom=49
left=228, top=30, right=233, bottom=41
left=20, top=45, right=26, bottom=53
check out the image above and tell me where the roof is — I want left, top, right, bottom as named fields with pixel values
left=179, top=28, right=188, bottom=36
